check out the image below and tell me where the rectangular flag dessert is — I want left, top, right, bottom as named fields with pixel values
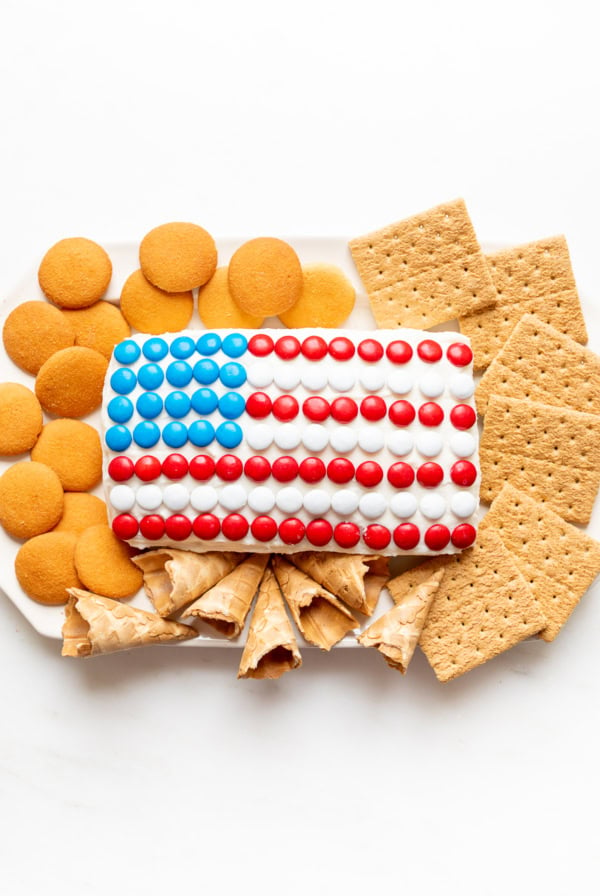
left=102, top=329, right=480, bottom=556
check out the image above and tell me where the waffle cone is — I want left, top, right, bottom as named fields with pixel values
left=183, top=554, right=269, bottom=638
left=289, top=552, right=389, bottom=616
left=271, top=555, right=358, bottom=650
left=62, top=588, right=197, bottom=656
left=238, top=564, right=301, bottom=680
left=132, top=549, right=242, bottom=617
left=357, top=570, right=443, bottom=673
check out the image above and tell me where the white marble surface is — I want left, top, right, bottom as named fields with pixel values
left=1, top=1, right=599, bottom=893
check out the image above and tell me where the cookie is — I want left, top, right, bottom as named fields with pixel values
left=198, top=267, right=263, bottom=329
left=74, top=524, right=143, bottom=599
left=62, top=301, right=130, bottom=360
left=0, top=461, right=64, bottom=539
left=38, top=237, right=112, bottom=309
left=31, top=418, right=102, bottom=491
left=120, top=269, right=194, bottom=335
left=0, top=383, right=43, bottom=455
left=53, top=492, right=108, bottom=535
left=228, top=237, right=303, bottom=317
left=279, top=263, right=355, bottom=327
left=3, top=301, right=76, bottom=374
left=35, top=346, right=108, bottom=417
left=140, top=222, right=217, bottom=292
left=15, top=531, right=81, bottom=605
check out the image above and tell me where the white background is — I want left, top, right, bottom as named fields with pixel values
left=1, top=1, right=599, bottom=893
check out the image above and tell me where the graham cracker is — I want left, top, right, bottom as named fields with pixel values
left=476, top=314, right=600, bottom=416
left=459, top=235, right=587, bottom=369
left=481, top=484, right=600, bottom=641
left=479, top=395, right=600, bottom=524
left=388, top=529, right=545, bottom=682
left=348, top=198, right=497, bottom=330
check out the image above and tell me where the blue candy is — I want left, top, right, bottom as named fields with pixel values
left=136, top=392, right=163, bottom=419
left=114, top=340, right=141, bottom=365
left=193, top=358, right=219, bottom=385
left=165, top=391, right=191, bottom=418
left=163, top=421, right=188, bottom=448
left=219, top=362, right=246, bottom=388
left=216, top=421, right=242, bottom=448
left=133, top=421, right=160, bottom=448
left=138, top=363, right=164, bottom=390
left=107, top=396, right=133, bottom=424
left=222, top=333, right=247, bottom=358
left=218, top=391, right=245, bottom=419
left=170, top=336, right=196, bottom=359
left=188, top=420, right=215, bottom=447
left=166, top=361, right=193, bottom=387
left=110, top=368, right=137, bottom=395
left=196, top=333, right=221, bottom=355
left=191, top=388, right=218, bottom=415
left=105, top=425, right=132, bottom=452
left=142, top=337, right=168, bottom=361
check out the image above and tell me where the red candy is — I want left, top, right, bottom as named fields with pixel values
left=424, top=524, right=451, bottom=551
left=221, top=513, right=249, bottom=540
left=279, top=518, right=306, bottom=545
left=451, top=523, right=477, bottom=548
left=251, top=515, right=278, bottom=542
left=417, top=339, right=443, bottom=363
left=303, top=397, right=330, bottom=421
left=108, top=456, right=134, bottom=482
left=386, top=340, right=413, bottom=364
left=299, top=457, right=326, bottom=483
left=244, top=456, right=271, bottom=481
left=162, top=453, right=188, bottom=480
left=417, top=462, right=444, bottom=487
left=189, top=454, right=215, bottom=481
left=356, top=461, right=383, bottom=487
left=330, top=397, right=358, bottom=423
left=389, top=400, right=416, bottom=426
left=364, top=524, right=391, bottom=550
left=272, top=456, right=299, bottom=482
left=301, top=335, right=328, bottom=360
left=246, top=392, right=272, bottom=418
left=215, top=454, right=243, bottom=481
left=328, top=337, right=355, bottom=360
left=447, top=342, right=473, bottom=366
left=165, top=515, right=193, bottom=541
left=418, top=402, right=444, bottom=427
left=450, top=460, right=477, bottom=487
left=275, top=335, right=301, bottom=359
left=135, top=455, right=162, bottom=481
left=248, top=334, right=274, bottom=356
left=334, top=522, right=361, bottom=548
left=112, top=514, right=139, bottom=539
left=327, top=458, right=355, bottom=484
left=272, top=395, right=299, bottom=421
left=387, top=462, right=415, bottom=488
left=139, top=515, right=165, bottom=540
left=393, top=523, right=420, bottom=550
left=450, top=404, right=476, bottom=430
left=360, top=396, right=386, bottom=421
left=357, top=338, right=383, bottom=362
left=193, top=513, right=221, bottom=540
left=306, top=519, right=333, bottom=547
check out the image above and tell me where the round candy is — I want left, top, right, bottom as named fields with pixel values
left=357, top=339, right=383, bottom=362
left=450, top=492, right=478, bottom=518
left=165, top=391, right=191, bottom=418
left=189, top=454, right=215, bottom=480
left=306, top=519, right=333, bottom=547
left=143, top=337, right=169, bottom=361
left=218, top=392, right=245, bottom=420
left=162, top=422, right=188, bottom=448
left=140, top=515, right=165, bottom=540
left=303, top=397, right=330, bottom=422
left=246, top=423, right=273, bottom=451
left=114, top=340, right=141, bottom=365
left=360, top=367, right=386, bottom=391
left=416, top=433, right=443, bottom=457
left=299, top=457, right=326, bottom=483
left=450, top=460, right=477, bottom=486
left=162, top=454, right=188, bottom=480
left=216, top=421, right=243, bottom=449
left=359, top=493, right=386, bottom=519
left=246, top=392, right=272, bottom=418
left=193, top=513, right=220, bottom=539
left=302, top=424, right=329, bottom=453
left=419, top=373, right=444, bottom=399
left=220, top=362, right=246, bottom=388
left=417, top=339, right=443, bottom=363
left=330, top=428, right=358, bottom=454
left=360, top=396, right=386, bottom=421
left=197, top=333, right=221, bottom=355
left=110, top=485, right=135, bottom=512
left=251, top=516, right=277, bottom=542
left=276, top=487, right=303, bottom=514
left=216, top=455, right=244, bottom=481
left=247, top=361, right=273, bottom=388
left=137, top=363, right=164, bottom=390
left=274, top=423, right=301, bottom=451
left=222, top=333, right=247, bottom=358
left=304, top=489, right=331, bottom=516
left=163, top=484, right=189, bottom=512
left=328, top=367, right=355, bottom=392
left=449, top=373, right=474, bottom=400
left=136, top=484, right=163, bottom=510
left=356, top=461, right=383, bottom=487
left=328, top=337, right=354, bottom=360
left=390, top=493, right=418, bottom=518
left=108, top=396, right=133, bottom=424
left=450, top=404, right=477, bottom=430
left=248, top=487, right=276, bottom=514
left=248, top=334, right=273, bottom=356
left=389, top=400, right=415, bottom=426
left=450, top=432, right=477, bottom=458
left=447, top=343, right=473, bottom=366
left=387, top=431, right=414, bottom=456
left=418, top=402, right=444, bottom=427
left=301, top=335, right=328, bottom=360
left=244, top=456, right=271, bottom=481
left=136, top=392, right=163, bottom=419
left=274, top=367, right=300, bottom=391
left=110, top=368, right=137, bottom=395
left=451, top=523, right=477, bottom=548
left=363, top=524, right=391, bottom=550
left=135, top=455, right=162, bottom=481
left=327, top=458, right=354, bottom=484
left=108, top=456, right=134, bottom=482
left=219, top=484, right=247, bottom=511
left=165, top=515, right=193, bottom=541
left=388, top=370, right=414, bottom=395
left=279, top=518, right=305, bottom=545
left=424, top=524, right=451, bottom=551
left=188, top=420, right=215, bottom=447
left=387, top=462, right=415, bottom=488
left=170, top=336, right=196, bottom=359
left=274, top=335, right=301, bottom=359
left=334, top=522, right=361, bottom=548
left=417, top=462, right=444, bottom=488
left=358, top=427, right=384, bottom=454
left=193, top=358, right=219, bottom=385
left=112, top=514, right=139, bottom=540
left=221, top=513, right=249, bottom=540
left=133, top=421, right=160, bottom=449
left=191, top=388, right=218, bottom=415
left=166, top=361, right=193, bottom=388
left=393, top=523, right=420, bottom=550
left=331, top=490, right=359, bottom=515
left=330, top=397, right=358, bottom=423
left=420, top=493, right=446, bottom=520
left=386, top=340, right=413, bottom=364
left=190, top=485, right=218, bottom=512
left=272, top=395, right=299, bottom=421
left=272, top=456, right=298, bottom=482
left=302, top=367, right=329, bottom=391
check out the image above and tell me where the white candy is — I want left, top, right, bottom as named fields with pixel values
left=387, top=431, right=414, bottom=456
left=419, top=372, right=445, bottom=398
left=190, top=485, right=218, bottom=512
left=415, top=433, right=443, bottom=457
left=330, top=427, right=358, bottom=453
left=274, top=423, right=301, bottom=450
left=247, top=361, right=273, bottom=388
left=274, top=367, right=300, bottom=390
left=329, top=366, right=355, bottom=392
left=451, top=492, right=478, bottom=518
left=449, top=373, right=475, bottom=400
left=302, top=367, right=328, bottom=391
left=136, top=484, right=163, bottom=511
left=276, top=486, right=303, bottom=514
left=246, top=423, right=273, bottom=451
left=110, top=485, right=135, bottom=512
left=248, top=486, right=275, bottom=514
left=358, top=426, right=384, bottom=453
left=420, top=493, right=446, bottom=520
left=331, top=489, right=359, bottom=515
left=219, top=484, right=247, bottom=511
left=388, top=371, right=414, bottom=395
left=359, top=493, right=386, bottom=519
left=304, top=489, right=331, bottom=515
left=360, top=367, right=386, bottom=391
left=450, top=432, right=476, bottom=458
left=163, top=484, right=189, bottom=512
left=302, top=423, right=329, bottom=452
left=390, top=493, right=418, bottom=518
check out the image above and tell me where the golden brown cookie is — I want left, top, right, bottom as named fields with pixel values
left=228, top=237, right=303, bottom=317
left=53, top=492, right=108, bottom=535
left=120, top=269, right=194, bottom=334
left=0, top=383, right=43, bottom=455
left=279, top=263, right=356, bottom=327
left=3, top=301, right=76, bottom=374
left=38, top=237, right=112, bottom=309
left=0, top=461, right=64, bottom=539
left=140, top=222, right=218, bottom=292
left=74, top=524, right=143, bottom=599
left=15, top=531, right=81, bottom=605
left=31, top=419, right=102, bottom=491
left=198, top=267, right=263, bottom=329
left=62, top=301, right=130, bottom=360
left=35, top=346, right=108, bottom=418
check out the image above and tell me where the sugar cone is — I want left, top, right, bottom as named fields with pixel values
left=62, top=588, right=197, bottom=656
left=183, top=554, right=269, bottom=638
left=289, top=552, right=389, bottom=616
left=357, top=570, right=444, bottom=673
left=271, top=555, right=358, bottom=650
left=238, top=564, right=302, bottom=680
left=132, top=549, right=243, bottom=617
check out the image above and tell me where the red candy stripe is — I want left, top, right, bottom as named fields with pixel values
left=299, top=457, right=326, bottom=483
left=303, top=396, right=330, bottom=421
left=189, top=454, right=216, bottom=481
left=135, top=455, right=162, bottom=481
left=386, top=340, right=413, bottom=364
left=417, top=462, right=444, bottom=487
left=112, top=514, right=139, bottom=539
left=451, top=523, right=477, bottom=548
left=330, top=397, right=358, bottom=422
left=108, top=456, right=134, bottom=482
left=165, top=515, right=193, bottom=541
left=248, top=334, right=274, bottom=356
left=193, top=513, right=221, bottom=539
left=301, top=335, right=328, bottom=360
left=272, top=395, right=299, bottom=421
left=244, top=456, right=271, bottom=481
left=450, top=460, right=477, bottom=486
left=424, top=524, right=451, bottom=551
left=356, top=461, right=383, bottom=487
left=393, top=523, right=420, bottom=550
left=275, top=335, right=301, bottom=359
left=418, top=402, right=444, bottom=427
left=279, top=518, right=305, bottom=545
left=251, top=515, right=278, bottom=542
left=450, top=404, right=477, bottom=430
left=215, top=454, right=244, bottom=481
left=389, top=400, right=416, bottom=426
left=246, top=392, right=272, bottom=418
left=417, top=339, right=443, bottom=363
left=272, top=456, right=299, bottom=482
left=334, top=522, right=361, bottom=548
left=328, top=337, right=355, bottom=360
left=139, top=514, right=165, bottom=539
left=363, top=524, right=391, bottom=550
left=221, top=513, right=249, bottom=540
left=306, top=519, right=333, bottom=547
left=447, top=343, right=473, bottom=366
left=162, top=453, right=189, bottom=480
left=357, top=338, right=383, bottom=362
left=360, top=396, right=387, bottom=421
left=387, top=462, right=415, bottom=488
left=327, top=458, right=355, bottom=484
